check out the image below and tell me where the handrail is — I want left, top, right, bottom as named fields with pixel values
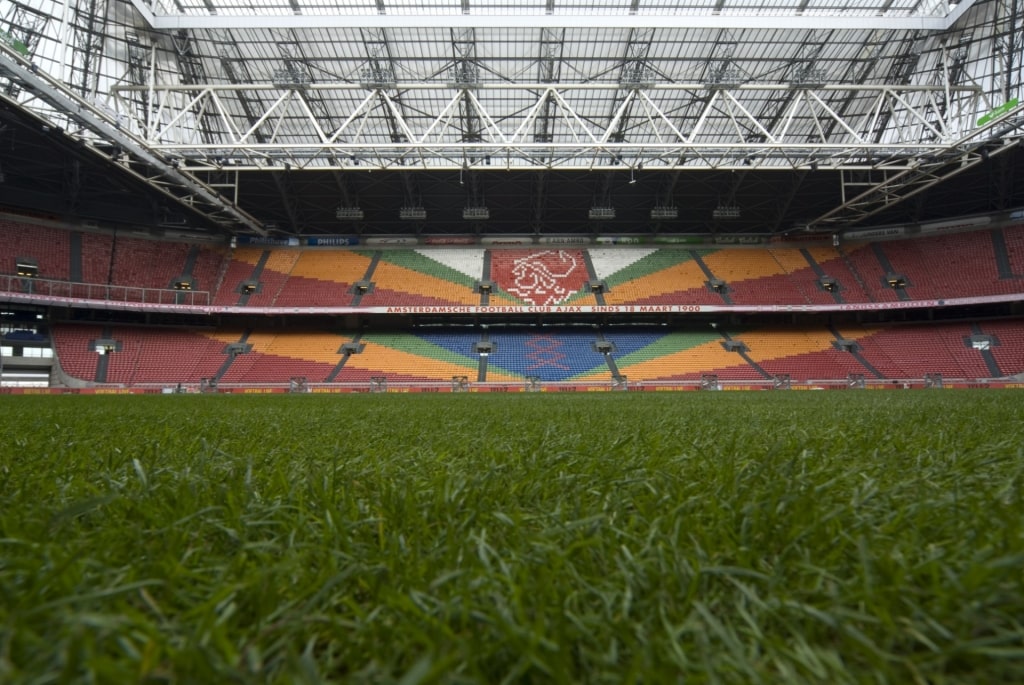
left=0, top=274, right=211, bottom=307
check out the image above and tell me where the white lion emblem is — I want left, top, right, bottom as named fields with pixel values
left=504, top=250, right=580, bottom=306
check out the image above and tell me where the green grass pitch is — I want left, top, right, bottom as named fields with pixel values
left=1, top=391, right=1023, bottom=683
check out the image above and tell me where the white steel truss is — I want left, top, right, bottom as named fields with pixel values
left=109, top=81, right=994, bottom=173
left=124, top=0, right=978, bottom=32
left=0, top=46, right=266, bottom=234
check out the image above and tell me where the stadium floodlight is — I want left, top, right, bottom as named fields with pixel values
left=462, top=206, right=489, bottom=220
left=93, top=338, right=118, bottom=355
left=789, top=68, right=828, bottom=89
left=650, top=205, right=678, bottom=220
left=449, top=65, right=480, bottom=88
left=712, top=204, right=741, bottom=219
left=360, top=67, right=396, bottom=89
left=15, top=258, right=38, bottom=278
left=589, top=206, right=615, bottom=220
left=335, top=206, right=364, bottom=220
left=271, top=69, right=311, bottom=89
left=400, top=206, right=426, bottom=220
left=885, top=273, right=907, bottom=289
left=704, top=69, right=743, bottom=89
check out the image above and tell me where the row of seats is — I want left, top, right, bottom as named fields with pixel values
left=49, top=320, right=1024, bottom=386
left=5, top=220, right=1024, bottom=307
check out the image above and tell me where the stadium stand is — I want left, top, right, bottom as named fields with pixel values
left=217, top=331, right=352, bottom=383
left=50, top=324, right=105, bottom=382
left=486, top=328, right=606, bottom=382
left=739, top=327, right=872, bottom=381
left=488, top=249, right=594, bottom=306
left=273, top=251, right=370, bottom=307
left=0, top=219, right=72, bottom=281
left=358, top=250, right=483, bottom=306
left=213, top=247, right=264, bottom=305
left=975, top=320, right=1024, bottom=377
left=80, top=232, right=114, bottom=285
left=597, top=249, right=722, bottom=305
left=216, top=248, right=299, bottom=306
left=602, top=330, right=763, bottom=382
left=109, top=238, right=191, bottom=292
left=334, top=331, right=485, bottom=383
left=768, top=248, right=862, bottom=305
left=702, top=249, right=797, bottom=304
left=997, top=224, right=1024, bottom=279
left=48, top=319, right=1024, bottom=388
left=835, top=323, right=994, bottom=380
left=102, top=327, right=238, bottom=385
left=877, top=232, right=1019, bottom=299
left=831, top=243, right=903, bottom=303
left=7, top=228, right=1024, bottom=310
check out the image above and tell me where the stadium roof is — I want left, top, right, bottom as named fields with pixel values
left=0, top=0, right=1021, bottom=238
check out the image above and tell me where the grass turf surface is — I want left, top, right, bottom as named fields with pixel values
left=1, top=391, right=1023, bottom=683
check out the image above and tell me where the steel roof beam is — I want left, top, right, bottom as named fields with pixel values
left=109, top=80, right=987, bottom=172
left=0, top=45, right=265, bottom=234
left=807, top=105, right=1024, bottom=229
left=124, top=6, right=980, bottom=32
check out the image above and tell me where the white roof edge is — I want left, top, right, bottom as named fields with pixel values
left=124, top=3, right=966, bottom=32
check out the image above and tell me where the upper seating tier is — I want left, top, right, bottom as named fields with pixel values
left=4, top=219, right=1024, bottom=309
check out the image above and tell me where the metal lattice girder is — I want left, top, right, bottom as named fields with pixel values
left=124, top=2, right=978, bottom=32
left=0, top=44, right=265, bottom=233
left=109, top=80, right=991, bottom=172
left=808, top=118, right=1024, bottom=230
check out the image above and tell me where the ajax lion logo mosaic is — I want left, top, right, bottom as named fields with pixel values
left=492, top=250, right=589, bottom=306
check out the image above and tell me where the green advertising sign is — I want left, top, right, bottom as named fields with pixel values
left=0, top=30, right=28, bottom=56
left=977, top=98, right=1019, bottom=127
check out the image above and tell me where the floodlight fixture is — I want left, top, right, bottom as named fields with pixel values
left=93, top=338, right=118, bottom=355
left=885, top=272, right=907, bottom=289
left=15, top=258, right=38, bottom=278
left=172, top=277, right=193, bottom=291
left=650, top=205, right=678, bottom=220
left=400, top=206, right=426, bottom=220
left=713, top=204, right=741, bottom=220
left=619, top=64, right=656, bottom=89
left=789, top=68, right=828, bottom=89
left=589, top=206, right=615, bottom=220
left=336, top=206, right=364, bottom=220
left=704, top=68, right=743, bottom=89
left=449, top=64, right=480, bottom=88
left=360, top=67, right=396, bottom=89
left=463, top=206, right=490, bottom=220
left=272, top=69, right=310, bottom=88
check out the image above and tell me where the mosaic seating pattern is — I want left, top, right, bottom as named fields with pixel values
left=4, top=220, right=1024, bottom=307
left=50, top=320, right=1024, bottom=386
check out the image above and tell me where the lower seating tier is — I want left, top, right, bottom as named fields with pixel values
left=50, top=319, right=1024, bottom=387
